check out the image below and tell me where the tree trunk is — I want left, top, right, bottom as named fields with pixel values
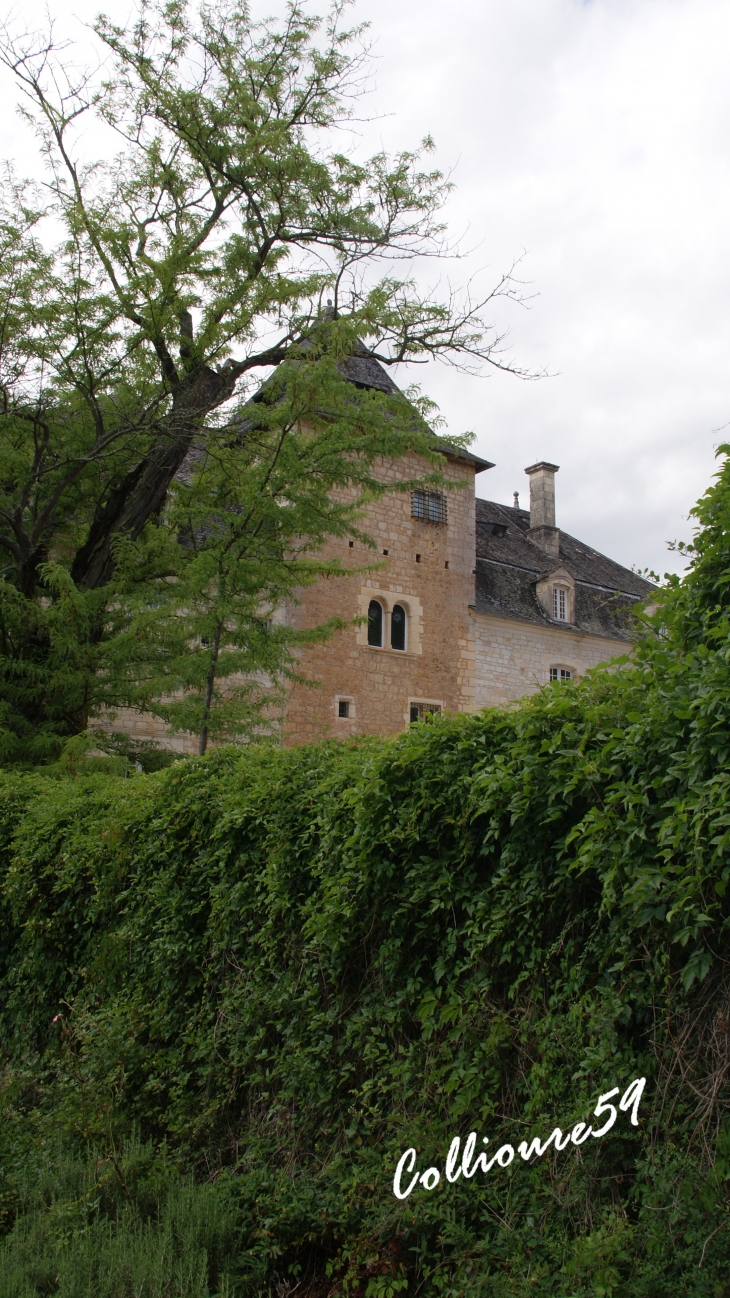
left=198, top=622, right=222, bottom=756
left=71, top=365, right=238, bottom=591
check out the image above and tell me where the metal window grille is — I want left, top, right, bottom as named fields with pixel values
left=409, top=702, right=441, bottom=723
left=391, top=604, right=406, bottom=651
left=549, top=667, right=572, bottom=682
left=412, top=490, right=447, bottom=524
left=367, top=599, right=383, bottom=647
left=553, top=587, right=567, bottom=621
left=338, top=700, right=350, bottom=718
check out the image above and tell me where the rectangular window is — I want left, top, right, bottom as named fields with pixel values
left=410, top=702, right=442, bottom=723
left=553, top=587, right=567, bottom=621
left=338, top=700, right=350, bottom=718
left=549, top=667, right=572, bottom=682
left=412, top=490, right=447, bottom=524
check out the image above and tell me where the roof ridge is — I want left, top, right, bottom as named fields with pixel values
left=476, top=497, right=654, bottom=590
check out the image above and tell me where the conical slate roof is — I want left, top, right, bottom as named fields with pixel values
left=337, top=341, right=401, bottom=395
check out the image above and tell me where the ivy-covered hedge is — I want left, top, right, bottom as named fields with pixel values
left=3, top=458, right=730, bottom=1296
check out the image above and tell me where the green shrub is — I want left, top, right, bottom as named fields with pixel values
left=3, top=454, right=730, bottom=1294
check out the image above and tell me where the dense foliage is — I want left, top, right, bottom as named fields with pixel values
left=2, top=454, right=730, bottom=1294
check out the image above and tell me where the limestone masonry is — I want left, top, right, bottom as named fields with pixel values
left=281, top=450, right=652, bottom=744
left=109, top=354, right=654, bottom=751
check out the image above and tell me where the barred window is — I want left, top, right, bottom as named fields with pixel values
left=338, top=700, right=350, bottom=717
left=549, top=667, right=572, bottom=682
left=412, top=489, right=447, bottom=524
left=391, top=604, right=407, bottom=651
left=410, top=702, right=441, bottom=723
left=367, top=599, right=383, bottom=647
left=553, top=587, right=568, bottom=621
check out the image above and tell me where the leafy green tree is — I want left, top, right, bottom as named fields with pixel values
left=0, top=0, right=525, bottom=763
left=640, top=443, right=730, bottom=652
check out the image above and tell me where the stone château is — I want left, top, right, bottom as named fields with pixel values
left=110, top=350, right=654, bottom=751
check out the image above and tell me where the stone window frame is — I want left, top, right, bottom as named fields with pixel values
left=535, top=565, right=575, bottom=625
left=408, top=698, right=443, bottom=725
left=357, top=588, right=423, bottom=656
left=335, top=695, right=356, bottom=720
left=412, top=488, right=447, bottom=525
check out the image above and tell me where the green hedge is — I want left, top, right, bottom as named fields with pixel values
left=3, top=458, right=730, bottom=1295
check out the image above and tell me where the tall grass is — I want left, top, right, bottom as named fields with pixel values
left=0, top=1136, right=241, bottom=1298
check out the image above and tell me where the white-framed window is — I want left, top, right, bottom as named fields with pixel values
left=336, top=696, right=355, bottom=719
left=553, top=586, right=568, bottom=621
left=412, top=489, right=447, bottom=524
left=549, top=666, right=572, bottom=682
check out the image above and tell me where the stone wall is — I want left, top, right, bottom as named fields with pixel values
left=101, top=706, right=200, bottom=755
left=282, top=451, right=478, bottom=744
left=96, top=448, right=636, bottom=751
left=97, top=450, right=479, bottom=751
left=472, top=611, right=626, bottom=709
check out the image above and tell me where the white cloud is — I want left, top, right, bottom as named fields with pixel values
left=2, top=0, right=728, bottom=573
left=353, top=0, right=730, bottom=573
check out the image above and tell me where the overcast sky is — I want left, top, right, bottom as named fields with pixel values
left=2, top=0, right=728, bottom=574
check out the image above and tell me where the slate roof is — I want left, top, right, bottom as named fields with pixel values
left=474, top=498, right=654, bottom=641
left=338, top=347, right=493, bottom=471
left=191, top=325, right=652, bottom=645
left=339, top=342, right=402, bottom=395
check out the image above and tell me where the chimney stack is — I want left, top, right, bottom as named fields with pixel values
left=524, top=461, right=560, bottom=559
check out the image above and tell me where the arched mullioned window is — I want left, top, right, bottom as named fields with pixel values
left=367, top=599, right=383, bottom=647
left=391, top=604, right=406, bottom=651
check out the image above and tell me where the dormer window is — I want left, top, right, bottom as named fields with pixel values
left=553, top=587, right=568, bottom=621
left=412, top=490, right=447, bottom=524
left=535, top=566, right=575, bottom=625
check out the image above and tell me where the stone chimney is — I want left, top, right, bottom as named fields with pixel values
left=525, top=461, right=560, bottom=559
